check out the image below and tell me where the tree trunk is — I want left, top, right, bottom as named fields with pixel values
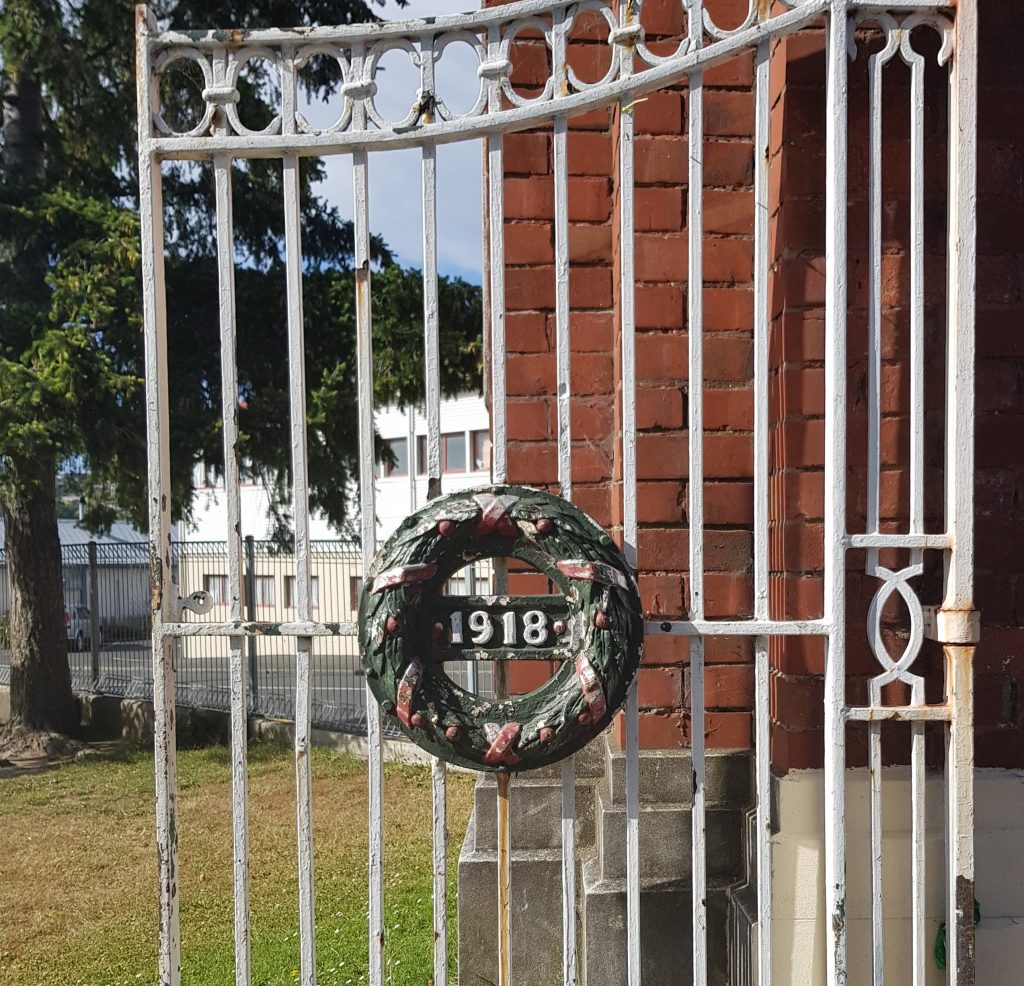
left=1, top=64, right=78, bottom=751
left=2, top=458, right=78, bottom=738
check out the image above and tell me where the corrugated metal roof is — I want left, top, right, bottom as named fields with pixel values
left=0, top=517, right=147, bottom=548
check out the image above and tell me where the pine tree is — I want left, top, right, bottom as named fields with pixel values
left=0, top=0, right=481, bottom=756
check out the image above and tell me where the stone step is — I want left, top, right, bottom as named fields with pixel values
left=473, top=773, right=597, bottom=851
left=595, top=782, right=746, bottom=884
left=581, top=854, right=732, bottom=986
left=605, top=746, right=754, bottom=808
left=457, top=814, right=567, bottom=986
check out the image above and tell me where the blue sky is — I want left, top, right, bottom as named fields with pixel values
left=306, top=0, right=487, bottom=284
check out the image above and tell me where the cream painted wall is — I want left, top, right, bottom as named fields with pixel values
left=763, top=768, right=1024, bottom=985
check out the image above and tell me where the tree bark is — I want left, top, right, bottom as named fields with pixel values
left=1, top=62, right=79, bottom=749
left=2, top=458, right=78, bottom=738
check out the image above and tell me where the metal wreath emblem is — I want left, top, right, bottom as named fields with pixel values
left=358, top=485, right=643, bottom=771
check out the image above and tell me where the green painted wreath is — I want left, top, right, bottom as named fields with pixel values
left=358, top=485, right=643, bottom=771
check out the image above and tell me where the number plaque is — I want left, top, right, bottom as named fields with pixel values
left=358, top=485, right=643, bottom=771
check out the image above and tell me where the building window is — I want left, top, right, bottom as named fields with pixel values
left=203, top=574, right=228, bottom=605
left=377, top=437, right=408, bottom=478
left=443, top=432, right=466, bottom=473
left=471, top=430, right=489, bottom=472
left=255, top=575, right=275, bottom=607
left=350, top=576, right=363, bottom=611
left=284, top=575, right=319, bottom=610
left=416, top=435, right=427, bottom=476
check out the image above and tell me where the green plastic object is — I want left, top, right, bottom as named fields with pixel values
left=359, top=485, right=643, bottom=771
left=934, top=898, right=981, bottom=970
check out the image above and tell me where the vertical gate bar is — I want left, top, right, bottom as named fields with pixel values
left=687, top=2, right=707, bottom=980
left=352, top=59, right=385, bottom=975
left=824, top=3, right=850, bottom=984
left=615, top=8, right=641, bottom=979
left=753, top=31, right=773, bottom=986
left=421, top=81, right=449, bottom=982
left=865, top=42, right=887, bottom=985
left=945, top=644, right=975, bottom=985
left=913, top=40, right=929, bottom=986
left=910, top=711, right=926, bottom=986
left=944, top=1, right=978, bottom=981
left=487, top=146, right=507, bottom=484
left=908, top=36, right=929, bottom=974
left=214, top=148, right=252, bottom=986
left=552, top=8, right=578, bottom=969
left=135, top=9, right=179, bottom=983
left=408, top=406, right=417, bottom=514
left=485, top=22, right=511, bottom=980
left=866, top=43, right=884, bottom=538
left=909, top=42, right=925, bottom=535
left=431, top=756, right=448, bottom=986
left=284, top=148, right=317, bottom=986
left=424, top=141, right=441, bottom=493
left=868, top=712, right=884, bottom=986
left=553, top=96, right=572, bottom=493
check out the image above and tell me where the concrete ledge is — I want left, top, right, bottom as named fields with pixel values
left=0, top=684, right=428, bottom=764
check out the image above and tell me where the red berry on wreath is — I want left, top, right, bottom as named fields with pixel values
left=410, top=712, right=426, bottom=729
left=536, top=517, right=556, bottom=536
left=577, top=711, right=591, bottom=725
left=594, top=611, right=611, bottom=629
left=552, top=620, right=566, bottom=635
left=432, top=622, right=446, bottom=642
left=437, top=519, right=457, bottom=537
left=538, top=727, right=555, bottom=744
left=445, top=725, right=462, bottom=742
left=386, top=615, right=401, bottom=634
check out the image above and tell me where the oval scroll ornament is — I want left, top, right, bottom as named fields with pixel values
left=358, top=485, right=643, bottom=771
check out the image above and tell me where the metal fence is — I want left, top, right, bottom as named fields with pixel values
left=0, top=537, right=493, bottom=735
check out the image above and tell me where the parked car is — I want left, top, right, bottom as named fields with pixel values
left=65, top=605, right=100, bottom=651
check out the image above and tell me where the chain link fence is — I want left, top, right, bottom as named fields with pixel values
left=0, top=538, right=493, bottom=736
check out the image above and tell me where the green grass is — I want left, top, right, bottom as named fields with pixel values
left=0, top=745, right=475, bottom=986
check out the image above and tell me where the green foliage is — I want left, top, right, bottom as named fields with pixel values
left=0, top=0, right=482, bottom=536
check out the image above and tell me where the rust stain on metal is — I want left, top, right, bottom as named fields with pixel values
left=955, top=875, right=977, bottom=984
left=150, top=551, right=164, bottom=610
left=756, top=0, right=771, bottom=23
left=831, top=896, right=847, bottom=982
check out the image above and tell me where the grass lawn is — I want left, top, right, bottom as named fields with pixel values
left=0, top=744, right=475, bottom=986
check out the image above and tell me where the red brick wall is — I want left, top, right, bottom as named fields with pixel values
left=492, top=0, right=1023, bottom=771
left=972, top=1, right=1024, bottom=768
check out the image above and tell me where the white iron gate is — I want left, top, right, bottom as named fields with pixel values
left=135, top=0, right=978, bottom=983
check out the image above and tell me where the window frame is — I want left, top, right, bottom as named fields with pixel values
left=255, top=574, right=276, bottom=608
left=203, top=573, right=228, bottom=606
left=377, top=437, right=409, bottom=479
left=442, top=431, right=467, bottom=474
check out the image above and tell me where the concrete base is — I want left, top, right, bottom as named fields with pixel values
left=581, top=855, right=732, bottom=986
left=0, top=684, right=432, bottom=764
left=457, top=739, right=754, bottom=986
left=763, top=767, right=1024, bottom=986
left=458, top=814, right=566, bottom=986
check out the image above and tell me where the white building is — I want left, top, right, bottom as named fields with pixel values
left=181, top=393, right=490, bottom=543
